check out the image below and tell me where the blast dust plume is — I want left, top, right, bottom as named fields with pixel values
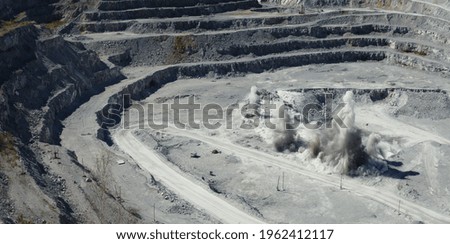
left=308, top=91, right=387, bottom=175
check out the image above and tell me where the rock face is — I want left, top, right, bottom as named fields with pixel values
left=0, top=0, right=102, bottom=25
left=0, top=25, right=124, bottom=144
left=36, top=36, right=124, bottom=144
left=0, top=17, right=125, bottom=222
left=0, top=26, right=40, bottom=141
left=0, top=0, right=59, bottom=22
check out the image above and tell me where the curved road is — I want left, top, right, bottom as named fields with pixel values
left=135, top=126, right=450, bottom=224
left=114, top=130, right=264, bottom=224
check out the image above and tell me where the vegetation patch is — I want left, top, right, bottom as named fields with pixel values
left=0, top=132, right=19, bottom=168
left=414, top=50, right=428, bottom=56
left=44, top=19, right=67, bottom=31
left=16, top=214, right=33, bottom=224
left=0, top=12, right=34, bottom=37
left=166, top=35, right=197, bottom=64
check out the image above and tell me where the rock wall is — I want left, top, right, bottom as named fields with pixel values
left=0, top=0, right=101, bottom=23
left=0, top=25, right=124, bottom=144
left=0, top=0, right=59, bottom=21
left=0, top=21, right=123, bottom=224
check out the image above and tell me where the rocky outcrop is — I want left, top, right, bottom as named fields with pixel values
left=0, top=0, right=59, bottom=22
left=0, top=16, right=126, bottom=223
left=36, top=36, right=124, bottom=144
left=0, top=25, right=39, bottom=141
left=0, top=25, right=124, bottom=144
left=0, top=26, right=38, bottom=86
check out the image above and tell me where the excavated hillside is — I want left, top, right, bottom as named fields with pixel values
left=1, top=0, right=450, bottom=223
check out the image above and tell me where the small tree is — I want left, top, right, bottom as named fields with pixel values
left=94, top=152, right=112, bottom=223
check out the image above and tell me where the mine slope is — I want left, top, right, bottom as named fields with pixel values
left=2, top=0, right=450, bottom=223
